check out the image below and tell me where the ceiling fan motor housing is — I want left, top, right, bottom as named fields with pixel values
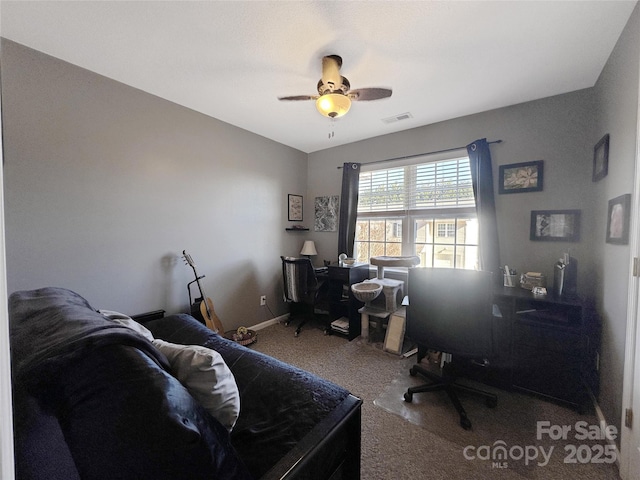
left=316, top=76, right=350, bottom=95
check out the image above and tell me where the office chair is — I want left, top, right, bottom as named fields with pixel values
left=403, top=267, right=498, bottom=430
left=281, top=256, right=327, bottom=337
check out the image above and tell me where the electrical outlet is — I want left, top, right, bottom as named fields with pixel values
left=260, top=295, right=266, bottom=306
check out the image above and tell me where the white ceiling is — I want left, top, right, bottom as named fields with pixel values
left=1, top=1, right=637, bottom=153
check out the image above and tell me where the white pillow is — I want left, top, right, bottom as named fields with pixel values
left=99, top=310, right=240, bottom=431
left=152, top=339, right=240, bottom=432
left=99, top=310, right=154, bottom=341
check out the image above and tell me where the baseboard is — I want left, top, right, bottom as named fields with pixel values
left=589, top=389, right=621, bottom=472
left=251, top=314, right=289, bottom=331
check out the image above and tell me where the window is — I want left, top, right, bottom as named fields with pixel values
left=437, top=222, right=456, bottom=238
left=354, top=153, right=478, bottom=269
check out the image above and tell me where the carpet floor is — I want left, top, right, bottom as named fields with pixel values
left=251, top=320, right=619, bottom=480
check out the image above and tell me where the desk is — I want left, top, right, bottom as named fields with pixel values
left=489, top=287, right=599, bottom=412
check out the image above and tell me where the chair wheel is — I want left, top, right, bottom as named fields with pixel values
left=284, top=320, right=290, bottom=327
left=486, top=397, right=497, bottom=408
left=460, top=416, right=472, bottom=430
left=404, top=392, right=413, bottom=403
left=294, top=331, right=299, bottom=337
left=409, top=367, right=417, bottom=377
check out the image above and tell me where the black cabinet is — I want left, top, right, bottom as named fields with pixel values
left=327, top=263, right=369, bottom=340
left=494, top=287, right=599, bottom=411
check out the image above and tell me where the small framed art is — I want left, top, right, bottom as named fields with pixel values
left=530, top=210, right=581, bottom=242
left=288, top=194, right=303, bottom=221
left=606, top=194, right=631, bottom=245
left=314, top=195, right=339, bottom=232
left=499, top=160, right=544, bottom=194
left=592, top=134, right=610, bottom=182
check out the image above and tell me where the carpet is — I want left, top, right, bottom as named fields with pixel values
left=374, top=364, right=617, bottom=478
left=253, top=322, right=619, bottom=479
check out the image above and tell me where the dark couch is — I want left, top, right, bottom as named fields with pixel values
left=10, top=288, right=362, bottom=479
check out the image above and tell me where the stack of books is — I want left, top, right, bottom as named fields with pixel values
left=330, top=317, right=350, bottom=335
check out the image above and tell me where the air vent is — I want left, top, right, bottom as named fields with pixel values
left=382, top=112, right=413, bottom=124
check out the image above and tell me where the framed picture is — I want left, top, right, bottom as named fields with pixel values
left=288, top=194, right=303, bottom=221
left=530, top=210, right=581, bottom=242
left=314, top=195, right=339, bottom=232
left=593, top=134, right=610, bottom=182
left=499, top=160, right=544, bottom=194
left=606, top=194, right=631, bottom=244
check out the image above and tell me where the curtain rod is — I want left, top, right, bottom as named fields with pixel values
left=336, top=139, right=503, bottom=169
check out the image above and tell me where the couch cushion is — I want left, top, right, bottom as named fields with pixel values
left=57, top=343, right=250, bottom=480
left=13, top=389, right=81, bottom=480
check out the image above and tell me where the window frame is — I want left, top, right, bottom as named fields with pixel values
left=354, top=150, right=478, bottom=269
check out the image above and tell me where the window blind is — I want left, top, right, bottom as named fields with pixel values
left=358, top=156, right=474, bottom=213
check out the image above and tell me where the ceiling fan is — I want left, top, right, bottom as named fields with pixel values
left=278, top=55, right=392, bottom=118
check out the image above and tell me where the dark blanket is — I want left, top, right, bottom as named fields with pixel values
left=9, top=287, right=169, bottom=388
left=10, top=287, right=251, bottom=480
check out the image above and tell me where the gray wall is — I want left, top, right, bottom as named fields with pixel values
left=308, top=89, right=598, bottom=292
left=592, top=4, right=640, bottom=438
left=2, top=39, right=308, bottom=330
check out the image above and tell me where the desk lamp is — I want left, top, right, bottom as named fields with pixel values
left=300, top=240, right=318, bottom=261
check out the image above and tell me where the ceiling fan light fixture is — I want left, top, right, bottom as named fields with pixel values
left=316, top=93, right=351, bottom=118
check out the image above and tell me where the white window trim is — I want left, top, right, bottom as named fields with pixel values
left=355, top=149, right=478, bottom=268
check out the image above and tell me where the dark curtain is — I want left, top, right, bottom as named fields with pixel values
left=467, top=139, right=500, bottom=278
left=338, top=162, right=361, bottom=257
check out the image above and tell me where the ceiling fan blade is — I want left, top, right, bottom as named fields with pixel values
left=278, top=95, right=319, bottom=101
left=348, top=88, right=393, bottom=101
